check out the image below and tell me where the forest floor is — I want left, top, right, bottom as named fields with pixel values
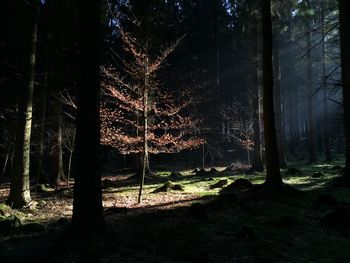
left=0, top=161, right=350, bottom=262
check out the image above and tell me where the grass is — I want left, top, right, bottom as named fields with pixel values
left=0, top=163, right=349, bottom=262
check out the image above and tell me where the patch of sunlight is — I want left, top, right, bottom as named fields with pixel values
left=156, top=171, right=171, bottom=176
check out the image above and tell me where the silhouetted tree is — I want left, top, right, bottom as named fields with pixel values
left=262, top=0, right=283, bottom=186
left=338, top=0, right=350, bottom=177
left=8, top=1, right=40, bottom=208
left=72, top=0, right=104, bottom=235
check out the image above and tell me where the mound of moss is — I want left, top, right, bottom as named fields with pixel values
left=101, top=179, right=118, bottom=189
left=153, top=181, right=185, bottom=193
left=220, top=178, right=253, bottom=194
left=209, top=179, right=228, bottom=189
left=169, top=172, right=182, bottom=180
left=0, top=203, right=12, bottom=217
left=196, top=169, right=209, bottom=177
left=35, top=184, right=55, bottom=193
left=312, top=172, right=324, bottom=178
left=284, top=168, right=302, bottom=176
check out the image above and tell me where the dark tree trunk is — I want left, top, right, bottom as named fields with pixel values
left=306, top=7, right=317, bottom=163
left=250, top=31, right=264, bottom=172
left=36, top=0, right=50, bottom=185
left=52, top=103, right=65, bottom=184
left=36, top=46, right=48, bottom=184
left=72, top=0, right=104, bottom=235
left=288, top=90, right=297, bottom=157
left=273, top=37, right=287, bottom=168
left=321, top=2, right=331, bottom=162
left=51, top=0, right=65, bottom=185
left=338, top=0, right=350, bottom=176
left=262, top=0, right=282, bottom=186
left=8, top=1, right=40, bottom=208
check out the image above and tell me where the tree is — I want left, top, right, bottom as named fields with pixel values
left=338, top=0, right=350, bottom=177
left=262, top=0, right=283, bottom=186
left=306, top=0, right=317, bottom=163
left=273, top=36, right=287, bottom=168
left=221, top=101, right=254, bottom=165
left=72, top=0, right=104, bottom=235
left=100, top=30, right=204, bottom=203
left=8, top=1, right=40, bottom=208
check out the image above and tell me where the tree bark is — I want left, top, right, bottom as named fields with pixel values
left=138, top=58, right=149, bottom=204
left=262, top=0, right=282, bottom=186
left=273, top=37, right=287, bottom=168
left=306, top=5, right=317, bottom=163
left=321, top=2, right=331, bottom=162
left=52, top=102, right=65, bottom=184
left=36, top=2, right=50, bottom=185
left=8, top=1, right=40, bottom=208
left=72, top=0, right=104, bottom=235
left=36, top=52, right=48, bottom=184
left=250, top=31, right=264, bottom=172
left=338, top=0, right=350, bottom=176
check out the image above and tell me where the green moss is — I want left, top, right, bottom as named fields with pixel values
left=0, top=203, right=11, bottom=217
left=153, top=181, right=185, bottom=193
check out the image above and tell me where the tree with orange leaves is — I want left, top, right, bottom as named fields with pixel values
left=100, top=29, right=204, bottom=203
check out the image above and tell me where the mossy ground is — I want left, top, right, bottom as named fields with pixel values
left=0, top=162, right=349, bottom=262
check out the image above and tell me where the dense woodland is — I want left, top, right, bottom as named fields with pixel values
left=0, top=0, right=350, bottom=262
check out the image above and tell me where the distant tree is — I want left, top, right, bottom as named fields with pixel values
left=338, top=0, right=350, bottom=177
left=72, top=0, right=104, bottom=235
left=221, top=101, right=254, bottom=165
left=8, top=1, right=40, bottom=208
left=262, top=0, right=283, bottom=186
left=100, top=30, right=204, bottom=203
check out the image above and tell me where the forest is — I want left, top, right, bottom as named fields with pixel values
left=0, top=0, right=350, bottom=262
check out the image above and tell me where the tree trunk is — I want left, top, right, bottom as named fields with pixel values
left=288, top=88, right=298, bottom=157
left=67, top=128, right=76, bottom=188
left=8, top=1, right=40, bottom=208
left=321, top=2, right=331, bottom=162
left=36, top=56, right=48, bottom=184
left=36, top=3, right=49, bottom=185
left=306, top=7, right=317, bottom=163
left=138, top=58, right=149, bottom=204
left=72, top=0, right=104, bottom=235
left=52, top=102, right=65, bottom=184
left=273, top=37, right=287, bottom=168
left=262, top=0, right=282, bottom=186
left=338, top=0, right=350, bottom=176
left=1, top=149, right=10, bottom=179
left=250, top=31, right=264, bottom=172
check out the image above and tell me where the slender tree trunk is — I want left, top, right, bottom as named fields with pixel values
left=36, top=4, right=50, bottom=185
left=36, top=55, right=48, bottom=184
left=67, top=128, right=76, bottom=188
left=306, top=8, right=317, bottom=163
left=202, top=143, right=205, bottom=169
left=338, top=0, right=350, bottom=177
left=8, top=1, right=40, bottom=208
left=273, top=37, right=287, bottom=168
left=138, top=58, right=149, bottom=204
left=51, top=0, right=65, bottom=185
left=1, top=149, right=10, bottom=179
left=72, top=0, right=104, bottom=235
left=321, top=3, right=331, bottom=162
left=250, top=32, right=264, bottom=172
left=262, top=0, right=282, bottom=186
left=288, top=90, right=297, bottom=157
left=52, top=102, right=65, bottom=184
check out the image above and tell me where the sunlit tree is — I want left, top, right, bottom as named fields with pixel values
left=100, top=29, right=204, bottom=202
